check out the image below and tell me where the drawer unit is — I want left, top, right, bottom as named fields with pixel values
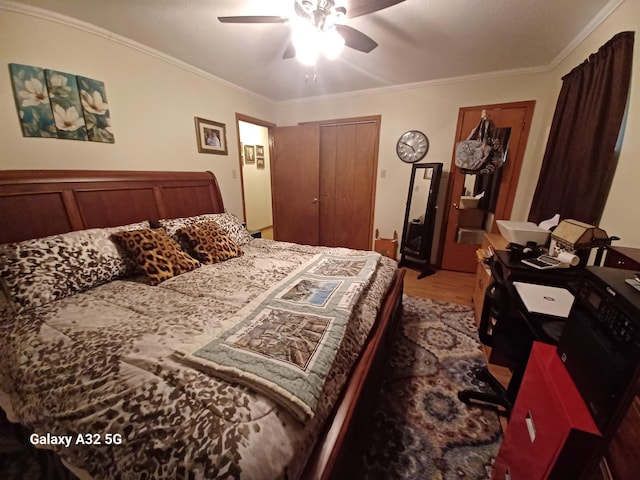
left=472, top=260, right=491, bottom=325
left=492, top=342, right=601, bottom=479
left=603, top=246, right=640, bottom=271
left=472, top=233, right=509, bottom=325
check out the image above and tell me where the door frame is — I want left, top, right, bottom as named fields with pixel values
left=235, top=113, right=276, bottom=230
left=438, top=101, right=536, bottom=271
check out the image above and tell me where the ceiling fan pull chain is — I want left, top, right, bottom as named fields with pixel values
left=304, top=72, right=319, bottom=83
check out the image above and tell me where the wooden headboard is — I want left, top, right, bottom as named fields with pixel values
left=0, top=170, right=225, bottom=244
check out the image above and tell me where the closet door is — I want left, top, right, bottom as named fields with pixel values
left=272, top=124, right=320, bottom=245
left=319, top=121, right=378, bottom=250
left=272, top=117, right=379, bottom=250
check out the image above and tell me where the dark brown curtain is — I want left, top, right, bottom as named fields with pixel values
left=528, top=31, right=634, bottom=225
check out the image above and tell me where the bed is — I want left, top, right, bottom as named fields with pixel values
left=0, top=170, right=404, bottom=479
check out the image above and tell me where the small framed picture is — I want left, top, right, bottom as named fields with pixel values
left=195, top=117, right=227, bottom=155
left=257, top=157, right=265, bottom=169
left=244, top=144, right=255, bottom=164
left=256, top=145, right=264, bottom=157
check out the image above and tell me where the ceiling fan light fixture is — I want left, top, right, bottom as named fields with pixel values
left=322, top=28, right=345, bottom=59
left=292, top=20, right=321, bottom=65
left=291, top=12, right=345, bottom=64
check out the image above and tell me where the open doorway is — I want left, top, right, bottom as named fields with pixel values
left=236, top=114, right=275, bottom=239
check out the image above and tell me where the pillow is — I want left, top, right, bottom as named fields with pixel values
left=211, top=212, right=254, bottom=245
left=111, top=228, right=200, bottom=285
left=176, top=221, right=243, bottom=264
left=0, top=221, right=150, bottom=313
left=160, top=212, right=253, bottom=246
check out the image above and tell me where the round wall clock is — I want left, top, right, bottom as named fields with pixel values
left=396, top=130, right=429, bottom=163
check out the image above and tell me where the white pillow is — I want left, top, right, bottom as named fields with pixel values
left=0, top=221, right=149, bottom=312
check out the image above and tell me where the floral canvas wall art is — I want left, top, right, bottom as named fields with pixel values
left=9, top=64, right=115, bottom=143
left=45, top=69, right=88, bottom=141
left=9, top=63, right=57, bottom=137
left=77, top=76, right=114, bottom=143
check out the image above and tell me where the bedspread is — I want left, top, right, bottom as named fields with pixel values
left=0, top=239, right=396, bottom=480
left=176, top=252, right=381, bottom=422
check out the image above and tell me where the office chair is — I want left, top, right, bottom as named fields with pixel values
left=458, top=257, right=533, bottom=417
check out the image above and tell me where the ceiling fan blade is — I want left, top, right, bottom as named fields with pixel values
left=335, top=24, right=378, bottom=53
left=218, top=16, right=288, bottom=24
left=347, top=0, right=406, bottom=18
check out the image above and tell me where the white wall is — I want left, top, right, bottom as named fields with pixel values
left=276, top=73, right=554, bottom=258
left=0, top=8, right=277, bottom=220
left=238, top=121, right=273, bottom=231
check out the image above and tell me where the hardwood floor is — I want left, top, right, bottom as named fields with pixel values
left=402, top=267, right=475, bottom=306
left=258, top=226, right=273, bottom=239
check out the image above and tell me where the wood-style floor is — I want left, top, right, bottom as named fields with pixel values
left=258, top=226, right=274, bottom=240
left=403, top=267, right=476, bottom=306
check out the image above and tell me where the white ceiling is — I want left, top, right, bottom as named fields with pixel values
left=7, top=0, right=618, bottom=102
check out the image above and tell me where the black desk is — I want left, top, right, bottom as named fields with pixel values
left=494, top=250, right=584, bottom=345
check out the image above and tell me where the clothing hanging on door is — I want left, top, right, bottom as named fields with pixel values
left=455, top=117, right=506, bottom=175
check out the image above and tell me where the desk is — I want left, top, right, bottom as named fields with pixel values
left=494, top=265, right=640, bottom=479
left=493, top=250, right=582, bottom=345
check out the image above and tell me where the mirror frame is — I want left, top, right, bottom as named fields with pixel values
left=399, top=162, right=443, bottom=278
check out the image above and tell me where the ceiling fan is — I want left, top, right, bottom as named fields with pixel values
left=218, top=0, right=405, bottom=63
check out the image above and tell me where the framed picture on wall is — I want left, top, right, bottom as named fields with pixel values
left=256, top=145, right=264, bottom=157
left=244, top=144, right=255, bottom=164
left=195, top=117, right=227, bottom=155
left=257, top=157, right=265, bottom=169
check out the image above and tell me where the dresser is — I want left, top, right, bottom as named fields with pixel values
left=603, top=246, right=640, bottom=270
left=472, top=233, right=509, bottom=325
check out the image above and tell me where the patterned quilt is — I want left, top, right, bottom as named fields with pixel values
left=176, top=252, right=381, bottom=421
left=0, top=239, right=396, bottom=480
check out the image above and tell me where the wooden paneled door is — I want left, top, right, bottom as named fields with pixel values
left=319, top=120, right=378, bottom=250
left=440, top=101, right=535, bottom=272
left=272, top=117, right=380, bottom=250
left=272, top=124, right=320, bottom=245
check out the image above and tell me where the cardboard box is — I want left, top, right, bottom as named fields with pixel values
left=458, top=209, right=485, bottom=229
left=460, top=196, right=480, bottom=209
left=457, top=228, right=485, bottom=244
left=374, top=230, right=398, bottom=260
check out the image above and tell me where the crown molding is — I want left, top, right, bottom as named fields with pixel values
left=545, top=0, right=625, bottom=71
left=0, top=0, right=276, bottom=105
left=278, top=0, right=626, bottom=106
left=277, top=65, right=551, bottom=106
left=2, top=0, right=625, bottom=106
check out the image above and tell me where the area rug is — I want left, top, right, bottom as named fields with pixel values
left=355, top=295, right=503, bottom=479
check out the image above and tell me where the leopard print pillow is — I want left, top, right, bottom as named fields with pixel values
left=111, top=228, right=200, bottom=285
left=0, top=221, right=150, bottom=313
left=160, top=212, right=253, bottom=246
left=176, top=221, right=243, bottom=264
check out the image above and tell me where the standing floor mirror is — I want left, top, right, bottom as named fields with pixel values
left=399, top=163, right=443, bottom=278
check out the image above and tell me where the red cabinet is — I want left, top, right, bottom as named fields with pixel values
left=492, top=342, right=601, bottom=479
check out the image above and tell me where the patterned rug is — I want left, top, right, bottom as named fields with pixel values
left=355, top=295, right=503, bottom=479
